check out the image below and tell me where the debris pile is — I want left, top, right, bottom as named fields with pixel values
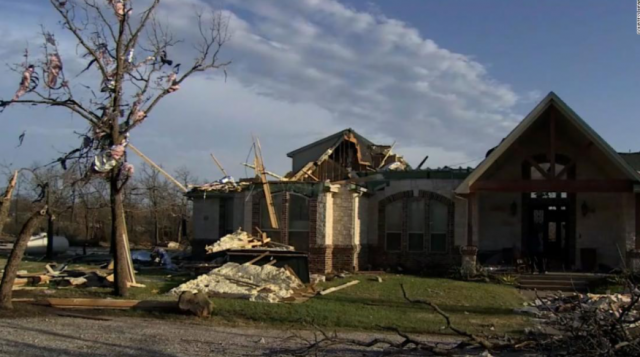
left=12, top=263, right=118, bottom=290
left=515, top=291, right=640, bottom=355
left=518, top=292, right=640, bottom=321
left=170, top=262, right=306, bottom=303
left=204, top=229, right=292, bottom=254
left=188, top=176, right=246, bottom=193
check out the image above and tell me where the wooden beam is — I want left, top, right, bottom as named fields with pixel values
left=254, top=137, right=279, bottom=229
left=512, top=143, right=550, bottom=179
left=377, top=141, right=396, bottom=169
left=470, top=180, right=634, bottom=193
left=319, top=280, right=360, bottom=296
left=555, top=160, right=575, bottom=179
left=128, top=144, right=187, bottom=192
left=210, top=153, right=229, bottom=177
left=241, top=163, right=286, bottom=181
left=416, top=155, right=429, bottom=170
left=549, top=109, right=556, bottom=177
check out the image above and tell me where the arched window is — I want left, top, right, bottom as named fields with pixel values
left=380, top=191, right=453, bottom=254
left=288, top=194, right=310, bottom=252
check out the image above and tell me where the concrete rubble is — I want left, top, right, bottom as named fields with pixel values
left=170, top=262, right=304, bottom=303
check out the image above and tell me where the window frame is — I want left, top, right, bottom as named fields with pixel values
left=385, top=200, right=403, bottom=252
left=380, top=191, right=453, bottom=254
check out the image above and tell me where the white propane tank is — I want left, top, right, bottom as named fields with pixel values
left=25, top=233, right=70, bottom=255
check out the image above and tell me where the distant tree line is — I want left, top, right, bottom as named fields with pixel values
left=0, top=163, right=197, bottom=247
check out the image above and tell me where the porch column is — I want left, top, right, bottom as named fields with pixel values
left=461, top=193, right=478, bottom=276
left=467, top=193, right=474, bottom=246
left=629, top=193, right=640, bottom=272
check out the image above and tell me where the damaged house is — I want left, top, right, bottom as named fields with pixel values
left=189, top=92, right=640, bottom=274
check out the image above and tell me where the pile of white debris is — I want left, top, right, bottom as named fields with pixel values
left=170, top=262, right=305, bottom=303
left=204, top=229, right=293, bottom=254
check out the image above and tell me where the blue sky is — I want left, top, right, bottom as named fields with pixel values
left=0, top=0, right=638, bottom=182
left=361, top=0, right=640, bottom=151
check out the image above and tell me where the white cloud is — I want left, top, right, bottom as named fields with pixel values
left=0, top=0, right=531, bottom=182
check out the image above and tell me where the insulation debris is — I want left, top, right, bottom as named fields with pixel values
left=204, top=229, right=291, bottom=254
left=188, top=176, right=245, bottom=193
left=169, top=262, right=304, bottom=303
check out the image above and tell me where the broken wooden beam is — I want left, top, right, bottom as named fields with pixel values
left=211, top=153, right=229, bottom=177
left=128, top=143, right=187, bottom=192
left=253, top=137, right=279, bottom=229
left=45, top=298, right=177, bottom=311
left=241, top=162, right=286, bottom=181
left=319, top=280, right=360, bottom=296
left=243, top=252, right=270, bottom=265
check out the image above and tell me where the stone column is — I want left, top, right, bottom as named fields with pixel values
left=461, top=193, right=478, bottom=276
left=628, top=193, right=640, bottom=272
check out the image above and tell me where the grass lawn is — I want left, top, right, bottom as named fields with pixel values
left=1, top=257, right=531, bottom=335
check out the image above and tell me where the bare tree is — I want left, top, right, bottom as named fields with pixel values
left=0, top=0, right=230, bottom=296
left=0, top=207, right=48, bottom=309
left=0, top=171, right=19, bottom=237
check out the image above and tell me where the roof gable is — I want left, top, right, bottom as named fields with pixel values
left=286, top=128, right=375, bottom=158
left=455, top=92, right=640, bottom=194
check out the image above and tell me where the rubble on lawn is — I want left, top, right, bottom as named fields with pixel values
left=169, top=262, right=309, bottom=303
left=517, top=292, right=640, bottom=322
left=204, top=229, right=293, bottom=254
left=513, top=290, right=640, bottom=355
left=12, top=263, right=116, bottom=290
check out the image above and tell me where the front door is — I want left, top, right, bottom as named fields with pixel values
left=527, top=194, right=574, bottom=270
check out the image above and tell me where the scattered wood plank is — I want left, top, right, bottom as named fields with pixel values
left=319, top=280, right=360, bottom=296
left=45, top=298, right=177, bottom=311
left=284, top=265, right=303, bottom=285
left=244, top=252, right=270, bottom=266
left=264, top=259, right=277, bottom=266
left=54, top=311, right=113, bottom=321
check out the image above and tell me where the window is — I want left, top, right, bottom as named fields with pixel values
left=382, top=193, right=452, bottom=253
left=385, top=200, right=402, bottom=251
left=407, top=199, right=425, bottom=251
left=288, top=194, right=310, bottom=252
left=429, top=200, right=448, bottom=252
left=260, top=194, right=283, bottom=242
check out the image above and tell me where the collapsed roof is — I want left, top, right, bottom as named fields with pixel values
left=286, top=128, right=408, bottom=182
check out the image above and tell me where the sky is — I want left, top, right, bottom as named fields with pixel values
left=0, top=0, right=639, bottom=184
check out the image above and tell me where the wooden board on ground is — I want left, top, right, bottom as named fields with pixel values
left=45, top=298, right=177, bottom=311
left=319, top=280, right=360, bottom=296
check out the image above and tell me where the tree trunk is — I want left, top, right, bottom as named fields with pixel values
left=110, top=175, right=129, bottom=297
left=46, top=185, right=54, bottom=260
left=0, top=208, right=46, bottom=309
left=154, top=211, right=159, bottom=246
left=0, top=171, right=18, bottom=237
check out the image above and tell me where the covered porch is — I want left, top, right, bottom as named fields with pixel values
left=456, top=92, right=640, bottom=272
